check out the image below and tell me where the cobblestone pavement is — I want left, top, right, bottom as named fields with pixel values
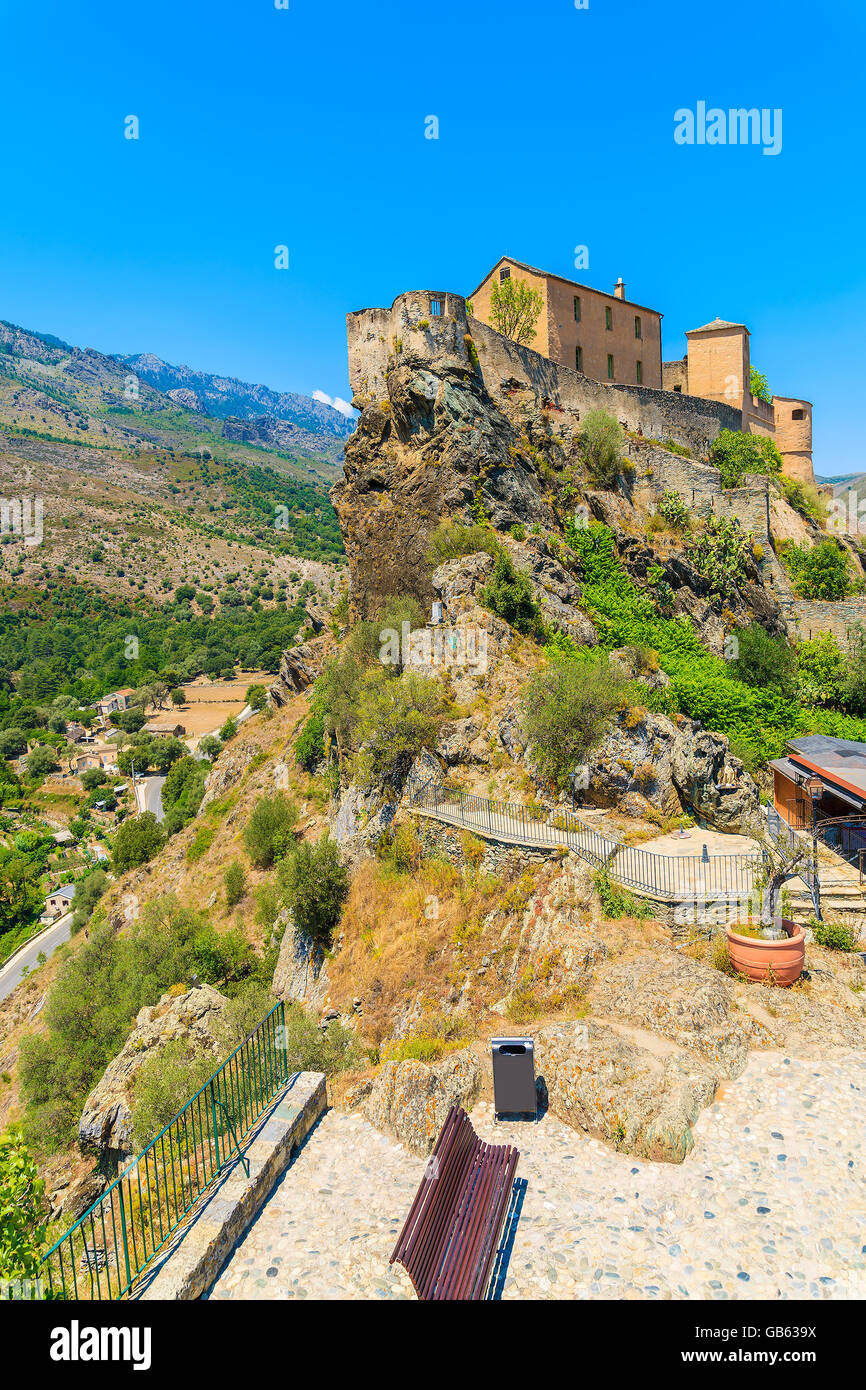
left=207, top=1051, right=866, bottom=1301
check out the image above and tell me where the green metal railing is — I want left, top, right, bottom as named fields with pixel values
left=40, top=1001, right=294, bottom=1300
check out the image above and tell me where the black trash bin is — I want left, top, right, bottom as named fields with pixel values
left=491, top=1037, right=536, bottom=1120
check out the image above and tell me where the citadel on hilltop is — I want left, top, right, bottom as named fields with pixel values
left=468, top=256, right=813, bottom=484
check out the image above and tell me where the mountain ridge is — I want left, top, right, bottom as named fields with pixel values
left=117, top=350, right=355, bottom=443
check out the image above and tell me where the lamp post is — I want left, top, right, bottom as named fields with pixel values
left=804, top=774, right=823, bottom=922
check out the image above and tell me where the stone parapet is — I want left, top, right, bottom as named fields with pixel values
left=138, top=1071, right=326, bottom=1300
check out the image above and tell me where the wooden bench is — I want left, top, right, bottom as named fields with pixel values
left=390, top=1105, right=520, bottom=1300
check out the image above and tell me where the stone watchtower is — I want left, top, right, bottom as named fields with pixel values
left=772, top=397, right=814, bottom=485
left=665, top=318, right=814, bottom=485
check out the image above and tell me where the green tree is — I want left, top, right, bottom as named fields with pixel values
left=278, top=837, right=349, bottom=945
left=294, top=704, right=326, bottom=771
left=245, top=683, right=267, bottom=712
left=0, top=729, right=26, bottom=759
left=198, top=734, right=222, bottom=760
left=793, top=541, right=851, bottom=600
left=131, top=1042, right=216, bottom=1152
left=749, top=366, right=772, bottom=404
left=110, top=708, right=147, bottom=733
left=480, top=552, right=543, bottom=635
left=730, top=623, right=798, bottom=698
left=161, top=756, right=208, bottom=835
left=26, top=745, right=58, bottom=779
left=709, top=429, right=782, bottom=488
left=521, top=654, right=631, bottom=786
left=19, top=901, right=264, bottom=1151
left=169, top=687, right=186, bottom=708
left=219, top=715, right=239, bottom=742
left=69, top=868, right=108, bottom=934
left=489, top=275, right=544, bottom=345
left=112, top=812, right=165, bottom=872
left=80, top=768, right=108, bottom=791
left=0, top=1127, right=47, bottom=1282
left=243, top=793, right=298, bottom=869
left=0, top=855, right=43, bottom=936
left=224, top=861, right=246, bottom=907
left=354, top=670, right=446, bottom=785
left=315, top=652, right=366, bottom=767
left=797, top=632, right=847, bottom=707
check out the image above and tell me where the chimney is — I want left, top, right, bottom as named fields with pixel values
left=614, top=278, right=626, bottom=300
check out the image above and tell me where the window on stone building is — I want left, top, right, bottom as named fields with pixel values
left=499, top=267, right=511, bottom=282
left=634, top=315, right=642, bottom=339
left=792, top=408, right=805, bottom=420
left=605, top=306, right=613, bottom=330
left=673, top=384, right=682, bottom=392
left=573, top=296, right=581, bottom=322
left=636, top=360, right=643, bottom=384
left=575, top=345, right=583, bottom=372
left=430, top=298, right=443, bottom=317
left=607, top=354, right=615, bottom=380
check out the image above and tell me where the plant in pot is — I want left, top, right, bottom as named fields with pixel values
left=724, top=821, right=811, bottom=986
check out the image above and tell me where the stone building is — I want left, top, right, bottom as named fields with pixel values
left=466, top=257, right=813, bottom=485
left=468, top=257, right=663, bottom=390
left=662, top=318, right=813, bottom=484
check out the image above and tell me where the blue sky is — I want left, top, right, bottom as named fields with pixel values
left=0, top=0, right=862, bottom=473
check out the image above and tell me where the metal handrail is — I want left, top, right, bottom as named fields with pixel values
left=405, top=778, right=761, bottom=902
left=40, top=1001, right=292, bottom=1300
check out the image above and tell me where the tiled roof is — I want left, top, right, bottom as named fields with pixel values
left=687, top=318, right=747, bottom=334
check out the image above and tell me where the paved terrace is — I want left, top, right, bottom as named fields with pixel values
left=208, top=1051, right=866, bottom=1301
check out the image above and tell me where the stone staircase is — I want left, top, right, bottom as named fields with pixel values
left=784, top=860, right=866, bottom=930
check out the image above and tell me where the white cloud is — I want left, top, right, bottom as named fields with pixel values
left=313, top=388, right=355, bottom=418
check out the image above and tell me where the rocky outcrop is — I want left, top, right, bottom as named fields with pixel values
left=590, top=953, right=752, bottom=1077
left=330, top=783, right=398, bottom=866
left=430, top=541, right=597, bottom=647
left=78, top=986, right=229, bottom=1160
left=361, top=1048, right=481, bottom=1156
left=333, top=347, right=558, bottom=616
left=615, top=536, right=788, bottom=650
left=272, top=921, right=330, bottom=1010
left=59, top=1170, right=107, bottom=1223
left=534, top=1020, right=717, bottom=1163
left=435, top=716, right=489, bottom=766
left=585, top=709, right=759, bottom=830
left=608, top=646, right=672, bottom=692
left=166, top=387, right=205, bottom=413
left=199, top=740, right=264, bottom=811
left=511, top=537, right=597, bottom=645
left=275, top=634, right=334, bottom=697
left=431, top=552, right=494, bottom=615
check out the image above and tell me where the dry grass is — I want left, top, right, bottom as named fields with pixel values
left=328, top=856, right=505, bottom=1046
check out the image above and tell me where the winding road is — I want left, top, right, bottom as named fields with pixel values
left=0, top=910, right=74, bottom=1004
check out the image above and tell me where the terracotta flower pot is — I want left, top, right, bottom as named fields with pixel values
left=724, top=918, right=805, bottom=987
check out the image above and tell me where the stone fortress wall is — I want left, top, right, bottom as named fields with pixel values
left=345, top=289, right=835, bottom=622
left=347, top=290, right=743, bottom=460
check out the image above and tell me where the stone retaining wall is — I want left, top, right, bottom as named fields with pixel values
left=780, top=597, right=866, bottom=648
left=409, top=811, right=558, bottom=875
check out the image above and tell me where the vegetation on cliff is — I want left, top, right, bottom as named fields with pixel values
left=564, top=522, right=866, bottom=767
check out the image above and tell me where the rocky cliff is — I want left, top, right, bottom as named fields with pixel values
left=333, top=289, right=790, bottom=639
